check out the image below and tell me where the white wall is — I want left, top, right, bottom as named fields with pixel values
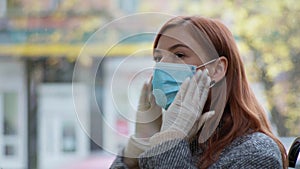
left=38, top=83, right=89, bottom=169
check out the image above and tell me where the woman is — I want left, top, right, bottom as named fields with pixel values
left=110, top=16, right=287, bottom=168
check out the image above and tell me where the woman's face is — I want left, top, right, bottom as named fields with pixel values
left=154, top=25, right=209, bottom=67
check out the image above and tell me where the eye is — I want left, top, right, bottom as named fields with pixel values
left=175, top=52, right=185, bottom=58
left=153, top=55, right=162, bottom=62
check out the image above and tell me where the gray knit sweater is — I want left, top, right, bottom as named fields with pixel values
left=110, top=132, right=283, bottom=168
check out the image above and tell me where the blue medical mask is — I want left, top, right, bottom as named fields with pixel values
left=152, top=59, right=216, bottom=110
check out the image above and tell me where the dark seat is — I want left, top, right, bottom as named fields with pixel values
left=288, top=137, right=300, bottom=168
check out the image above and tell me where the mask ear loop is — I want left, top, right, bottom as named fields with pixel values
left=196, top=58, right=218, bottom=88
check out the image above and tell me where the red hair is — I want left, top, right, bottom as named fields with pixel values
left=153, top=16, right=287, bottom=168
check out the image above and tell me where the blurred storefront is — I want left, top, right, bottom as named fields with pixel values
left=0, top=0, right=154, bottom=169
left=0, top=45, right=152, bottom=169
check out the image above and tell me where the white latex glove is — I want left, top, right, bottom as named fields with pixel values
left=124, top=80, right=162, bottom=159
left=152, top=70, right=214, bottom=144
left=135, top=81, right=162, bottom=138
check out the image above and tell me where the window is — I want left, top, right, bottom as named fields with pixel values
left=61, top=122, right=77, bottom=153
left=0, top=0, right=7, bottom=17
left=2, top=92, right=19, bottom=158
left=3, top=92, right=18, bottom=136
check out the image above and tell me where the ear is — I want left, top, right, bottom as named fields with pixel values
left=211, top=56, right=227, bottom=83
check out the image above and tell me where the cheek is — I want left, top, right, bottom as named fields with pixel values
left=161, top=55, right=185, bottom=64
left=185, top=54, right=203, bottom=65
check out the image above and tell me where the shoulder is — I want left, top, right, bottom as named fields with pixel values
left=227, top=132, right=282, bottom=157
left=232, top=132, right=281, bottom=151
left=212, top=132, right=283, bottom=168
left=110, top=155, right=130, bottom=169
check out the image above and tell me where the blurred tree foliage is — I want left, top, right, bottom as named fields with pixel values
left=230, top=0, right=300, bottom=137
left=184, top=0, right=300, bottom=136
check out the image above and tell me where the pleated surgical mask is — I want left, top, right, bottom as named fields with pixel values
left=152, top=59, right=216, bottom=110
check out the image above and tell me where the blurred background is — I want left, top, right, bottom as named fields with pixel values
left=0, top=0, right=299, bottom=169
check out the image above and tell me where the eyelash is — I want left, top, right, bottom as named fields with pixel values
left=175, top=52, right=185, bottom=58
left=153, top=56, right=162, bottom=62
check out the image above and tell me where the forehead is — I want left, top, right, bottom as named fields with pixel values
left=156, top=26, right=195, bottom=49
left=156, top=34, right=184, bottom=50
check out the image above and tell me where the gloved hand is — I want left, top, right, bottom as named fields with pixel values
left=124, top=80, right=162, bottom=165
left=135, top=81, right=162, bottom=139
left=150, top=70, right=215, bottom=145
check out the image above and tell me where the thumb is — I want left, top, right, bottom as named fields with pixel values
left=196, top=111, right=215, bottom=133
left=138, top=83, right=149, bottom=105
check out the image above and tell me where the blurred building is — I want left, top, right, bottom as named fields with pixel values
left=0, top=0, right=164, bottom=169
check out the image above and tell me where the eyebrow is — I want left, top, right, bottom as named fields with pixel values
left=154, top=44, right=190, bottom=53
left=169, top=44, right=190, bottom=51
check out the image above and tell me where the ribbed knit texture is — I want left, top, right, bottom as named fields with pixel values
left=110, top=132, right=283, bottom=169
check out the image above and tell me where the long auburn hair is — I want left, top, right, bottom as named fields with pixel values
left=153, top=16, right=287, bottom=168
